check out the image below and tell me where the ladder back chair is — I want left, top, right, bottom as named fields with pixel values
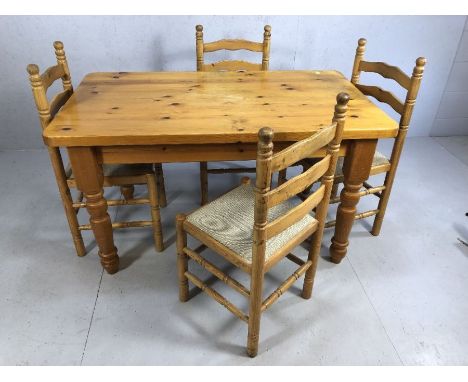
left=196, top=24, right=272, bottom=205
left=27, top=41, right=164, bottom=261
left=176, top=93, right=350, bottom=357
left=326, top=38, right=426, bottom=235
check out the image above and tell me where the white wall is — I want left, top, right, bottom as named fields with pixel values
left=0, top=15, right=465, bottom=149
left=431, top=17, right=468, bottom=136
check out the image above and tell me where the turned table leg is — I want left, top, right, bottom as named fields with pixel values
left=330, top=139, right=377, bottom=264
left=68, top=147, right=119, bottom=274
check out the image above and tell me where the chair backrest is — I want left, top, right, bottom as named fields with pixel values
left=27, top=41, right=73, bottom=130
left=251, top=92, right=350, bottom=265
left=350, top=38, right=426, bottom=164
left=195, top=25, right=271, bottom=72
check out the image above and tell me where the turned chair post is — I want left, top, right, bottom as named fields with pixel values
left=351, top=38, right=366, bottom=85
left=247, top=127, right=274, bottom=358
left=261, top=25, right=271, bottom=71
left=196, top=25, right=204, bottom=71
left=176, top=214, right=189, bottom=302
left=371, top=57, right=426, bottom=235
left=27, top=64, right=51, bottom=130
left=302, top=93, right=349, bottom=299
left=53, top=41, right=73, bottom=92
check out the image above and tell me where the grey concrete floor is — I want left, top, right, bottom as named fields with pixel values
left=0, top=136, right=467, bottom=365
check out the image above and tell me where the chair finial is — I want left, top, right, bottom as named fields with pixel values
left=416, top=57, right=427, bottom=68
left=358, top=38, right=367, bottom=47
left=264, top=25, right=271, bottom=34
left=336, top=92, right=350, bottom=106
left=258, top=127, right=274, bottom=145
left=53, top=40, right=64, bottom=50
left=196, top=25, right=203, bottom=32
left=27, top=64, right=40, bottom=76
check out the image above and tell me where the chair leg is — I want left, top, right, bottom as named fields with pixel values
left=155, top=163, right=167, bottom=208
left=247, top=269, right=264, bottom=357
left=121, top=185, right=134, bottom=201
left=371, top=172, right=394, bottom=236
left=146, top=174, right=164, bottom=252
left=48, top=147, right=86, bottom=257
left=331, top=183, right=339, bottom=199
left=278, top=168, right=287, bottom=186
left=200, top=162, right=208, bottom=206
left=176, top=214, right=189, bottom=302
left=302, top=230, right=321, bottom=299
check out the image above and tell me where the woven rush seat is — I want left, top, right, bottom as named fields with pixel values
left=186, top=183, right=317, bottom=263
left=335, top=151, right=389, bottom=176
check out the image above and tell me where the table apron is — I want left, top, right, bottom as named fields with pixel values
left=95, top=142, right=349, bottom=164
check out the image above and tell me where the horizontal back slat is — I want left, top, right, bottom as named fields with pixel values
left=265, top=184, right=325, bottom=239
left=266, top=155, right=331, bottom=208
left=271, top=124, right=336, bottom=172
left=49, top=89, right=72, bottom=119
left=355, top=83, right=404, bottom=115
left=41, top=64, right=65, bottom=91
left=202, top=60, right=262, bottom=72
left=204, top=39, right=263, bottom=53
left=359, top=61, right=411, bottom=90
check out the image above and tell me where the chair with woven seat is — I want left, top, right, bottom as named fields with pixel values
left=279, top=38, right=426, bottom=236
left=195, top=24, right=272, bottom=205
left=176, top=93, right=350, bottom=357
left=326, top=38, right=426, bottom=235
left=27, top=41, right=164, bottom=259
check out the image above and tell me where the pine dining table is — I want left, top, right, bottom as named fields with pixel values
left=43, top=70, right=398, bottom=274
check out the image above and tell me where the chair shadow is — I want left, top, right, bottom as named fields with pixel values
left=119, top=236, right=154, bottom=270
left=165, top=190, right=183, bottom=206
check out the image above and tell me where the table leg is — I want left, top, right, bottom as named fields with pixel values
left=330, top=139, right=377, bottom=264
left=68, top=147, right=119, bottom=274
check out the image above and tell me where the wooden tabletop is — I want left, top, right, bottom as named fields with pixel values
left=43, top=70, right=398, bottom=147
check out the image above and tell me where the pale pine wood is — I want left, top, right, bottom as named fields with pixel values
left=154, top=163, right=167, bottom=208
left=329, top=39, right=427, bottom=240
left=41, top=64, right=66, bottom=91
left=176, top=94, right=350, bottom=357
left=266, top=155, right=330, bottom=207
left=176, top=214, right=189, bottom=302
left=265, top=185, right=324, bottom=238
left=270, top=125, right=336, bottom=172
left=262, top=260, right=312, bottom=311
left=98, top=142, right=343, bottom=164
left=183, top=220, right=252, bottom=273
left=247, top=127, right=274, bottom=357
left=203, top=39, right=264, bottom=52
left=49, top=89, right=73, bottom=119
left=325, top=209, right=379, bottom=228
left=195, top=25, right=272, bottom=205
left=203, top=60, right=262, bottom=72
left=329, top=139, right=378, bottom=264
left=68, top=146, right=120, bottom=274
left=27, top=41, right=166, bottom=266
left=351, top=38, right=367, bottom=84
left=304, top=93, right=349, bottom=294
left=355, top=84, right=404, bottom=114
left=146, top=173, right=164, bottom=252
left=196, top=24, right=271, bottom=72
left=359, top=61, right=411, bottom=90
left=371, top=57, right=426, bottom=235
left=183, top=247, right=250, bottom=297
left=43, top=70, right=398, bottom=147
left=263, top=222, right=318, bottom=272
